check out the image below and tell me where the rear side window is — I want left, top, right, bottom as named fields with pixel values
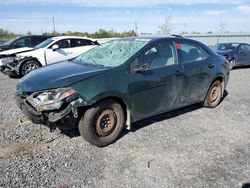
left=71, top=39, right=95, bottom=47
left=176, top=41, right=210, bottom=64
left=31, top=36, right=49, bottom=46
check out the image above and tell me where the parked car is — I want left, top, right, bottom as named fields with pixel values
left=16, top=36, right=230, bottom=147
left=0, top=36, right=99, bottom=76
left=0, top=35, right=52, bottom=52
left=212, top=43, right=250, bottom=69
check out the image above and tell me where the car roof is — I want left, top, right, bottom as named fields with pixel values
left=51, top=36, right=94, bottom=41
left=217, top=43, right=244, bottom=45
left=116, top=35, right=184, bottom=41
left=18, top=35, right=53, bottom=38
left=114, top=35, right=203, bottom=45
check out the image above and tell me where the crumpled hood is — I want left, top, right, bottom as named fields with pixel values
left=0, top=47, right=34, bottom=56
left=16, top=61, right=109, bottom=93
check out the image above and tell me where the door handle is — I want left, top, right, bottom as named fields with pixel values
left=175, top=70, right=184, bottom=76
left=208, top=64, right=215, bottom=69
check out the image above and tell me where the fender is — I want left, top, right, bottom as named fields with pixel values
left=71, top=91, right=133, bottom=129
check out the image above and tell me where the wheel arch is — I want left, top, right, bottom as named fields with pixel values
left=204, top=75, right=225, bottom=101
left=80, top=95, right=132, bottom=130
left=19, top=57, right=42, bottom=75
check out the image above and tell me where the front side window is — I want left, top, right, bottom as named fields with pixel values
left=137, top=41, right=177, bottom=70
left=54, top=39, right=71, bottom=48
left=214, top=43, right=239, bottom=51
left=240, top=44, right=250, bottom=52
left=73, top=39, right=150, bottom=67
left=176, top=42, right=210, bottom=64
left=13, top=37, right=30, bottom=47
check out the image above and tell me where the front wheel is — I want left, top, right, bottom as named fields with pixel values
left=204, top=80, right=222, bottom=108
left=21, top=60, right=41, bottom=76
left=78, top=100, right=125, bottom=147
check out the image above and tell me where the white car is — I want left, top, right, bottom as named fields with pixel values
left=0, top=36, right=99, bottom=76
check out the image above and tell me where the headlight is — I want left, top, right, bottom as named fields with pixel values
left=2, top=56, right=15, bottom=64
left=26, top=88, right=78, bottom=112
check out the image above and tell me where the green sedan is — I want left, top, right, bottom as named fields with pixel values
left=16, top=36, right=230, bottom=147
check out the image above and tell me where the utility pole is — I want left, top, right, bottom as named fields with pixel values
left=52, top=17, right=56, bottom=35
left=134, top=22, right=138, bottom=36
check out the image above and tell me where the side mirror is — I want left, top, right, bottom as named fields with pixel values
left=52, top=44, right=59, bottom=51
left=133, top=63, right=149, bottom=73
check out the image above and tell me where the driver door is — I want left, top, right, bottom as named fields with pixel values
left=45, top=39, right=72, bottom=64
left=127, top=40, right=185, bottom=121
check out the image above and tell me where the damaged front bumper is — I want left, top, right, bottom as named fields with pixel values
left=0, top=58, right=20, bottom=76
left=16, top=93, right=82, bottom=130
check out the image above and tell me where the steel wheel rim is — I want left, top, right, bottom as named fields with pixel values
left=95, top=108, right=117, bottom=137
left=24, top=62, right=38, bottom=74
left=209, top=85, right=220, bottom=103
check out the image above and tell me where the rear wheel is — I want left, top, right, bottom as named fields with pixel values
left=78, top=100, right=125, bottom=147
left=21, top=60, right=41, bottom=76
left=204, top=80, right=222, bottom=108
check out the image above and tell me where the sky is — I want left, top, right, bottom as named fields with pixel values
left=0, top=0, right=250, bottom=35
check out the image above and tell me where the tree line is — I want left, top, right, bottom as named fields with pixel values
left=0, top=28, right=137, bottom=40
left=0, top=28, right=18, bottom=40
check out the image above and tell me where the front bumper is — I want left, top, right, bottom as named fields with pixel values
left=0, top=58, right=20, bottom=76
left=16, top=94, right=80, bottom=130
left=16, top=94, right=44, bottom=124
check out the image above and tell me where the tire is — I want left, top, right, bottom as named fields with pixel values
left=229, top=59, right=236, bottom=70
left=78, top=100, right=125, bottom=147
left=204, top=80, right=222, bottom=108
left=21, top=60, right=41, bottom=76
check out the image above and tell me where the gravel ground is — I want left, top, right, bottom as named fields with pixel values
left=0, top=67, right=250, bottom=188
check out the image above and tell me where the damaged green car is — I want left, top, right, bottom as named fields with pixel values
left=16, top=36, right=230, bottom=147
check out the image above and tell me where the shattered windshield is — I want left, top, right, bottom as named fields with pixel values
left=73, top=39, right=150, bottom=67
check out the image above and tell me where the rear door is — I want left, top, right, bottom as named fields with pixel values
left=175, top=40, right=214, bottom=104
left=128, top=39, right=185, bottom=121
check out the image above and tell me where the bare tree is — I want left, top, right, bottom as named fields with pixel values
left=158, top=16, right=174, bottom=35
left=217, top=21, right=227, bottom=34
left=26, top=31, right=32, bottom=35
